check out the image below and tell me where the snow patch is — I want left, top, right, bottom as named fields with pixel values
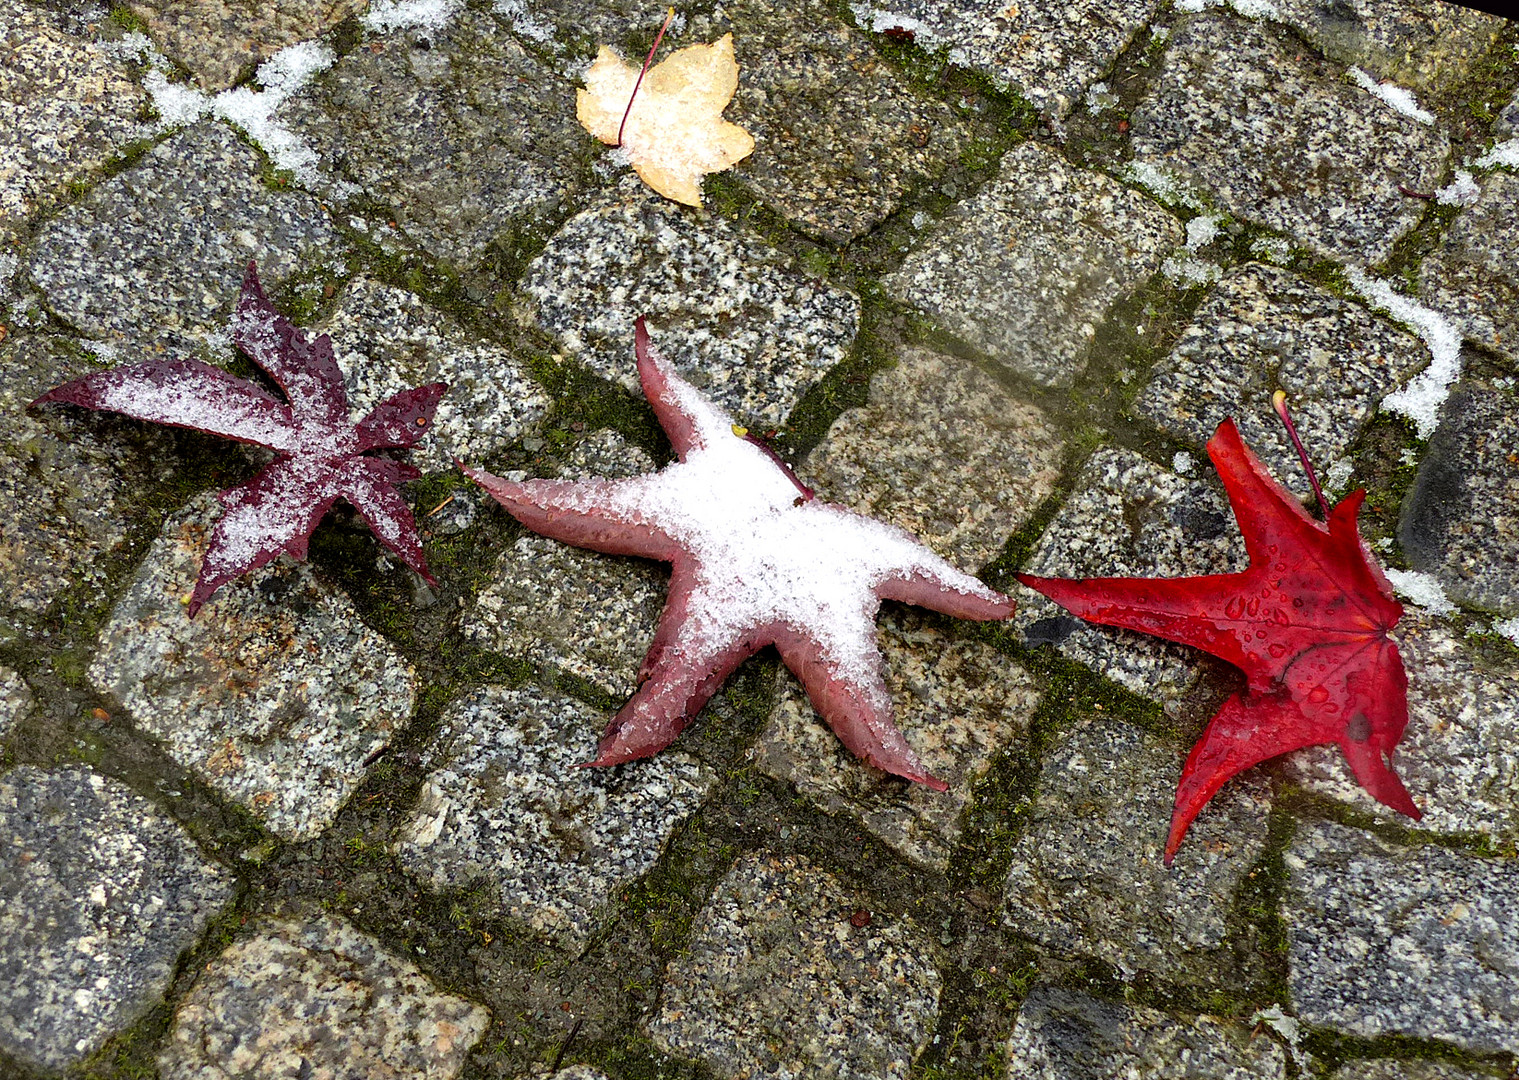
left=848, top=4, right=974, bottom=73
left=82, top=340, right=120, bottom=364
left=1348, top=67, right=1434, bottom=126
left=1085, top=82, right=1118, bottom=112
left=1122, top=162, right=1205, bottom=210
left=1250, top=235, right=1292, bottom=264
left=1162, top=213, right=1224, bottom=286
left=1161, top=255, right=1221, bottom=288
left=1385, top=569, right=1458, bottom=615
left=1325, top=457, right=1354, bottom=492
left=1472, top=138, right=1519, bottom=171
left=143, top=69, right=212, bottom=128
left=1434, top=170, right=1480, bottom=207
left=849, top=4, right=945, bottom=46
left=102, top=31, right=156, bottom=65
left=214, top=43, right=337, bottom=185
left=1184, top=213, right=1221, bottom=250
left=136, top=39, right=338, bottom=188
left=1347, top=269, right=1462, bottom=439
left=1175, top=0, right=1279, bottom=20
left=361, top=0, right=461, bottom=33
left=492, top=0, right=554, bottom=42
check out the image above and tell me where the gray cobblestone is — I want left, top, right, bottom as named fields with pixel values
left=1286, top=821, right=1519, bottom=1054
left=888, top=141, right=1180, bottom=387
left=1130, top=12, right=1449, bottom=264
left=0, top=766, right=233, bottom=1070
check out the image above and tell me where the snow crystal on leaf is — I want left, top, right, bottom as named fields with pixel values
left=462, top=323, right=1013, bottom=788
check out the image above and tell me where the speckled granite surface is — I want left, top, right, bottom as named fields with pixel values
left=2, top=1, right=1517, bottom=1077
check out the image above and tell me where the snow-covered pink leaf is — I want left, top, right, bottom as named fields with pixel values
left=32, top=261, right=447, bottom=615
left=460, top=317, right=1015, bottom=786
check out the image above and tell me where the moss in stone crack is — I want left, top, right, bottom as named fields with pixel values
left=830, top=0, right=1039, bottom=143
left=1377, top=197, right=1462, bottom=294
left=776, top=301, right=895, bottom=460
left=589, top=1039, right=723, bottom=1080
left=979, top=429, right=1101, bottom=590
left=1347, top=410, right=1423, bottom=550
left=613, top=818, right=739, bottom=956
left=1085, top=271, right=1218, bottom=431
left=537, top=365, right=671, bottom=466
left=1300, top=1028, right=1514, bottom=1079
left=74, top=999, right=174, bottom=1080
left=16, top=422, right=241, bottom=670
left=480, top=216, right=563, bottom=291
left=1421, top=17, right=1519, bottom=143
left=331, top=13, right=364, bottom=58
left=949, top=646, right=1169, bottom=901
left=337, top=214, right=494, bottom=333
left=701, top=171, right=845, bottom=277
left=1225, top=805, right=1295, bottom=999
left=106, top=5, right=151, bottom=36
left=947, top=698, right=1050, bottom=896
left=1276, top=784, right=1516, bottom=861
left=72, top=878, right=256, bottom=1080
left=1024, top=641, right=1176, bottom=742
left=929, top=951, right=1042, bottom=1071
left=269, top=261, right=352, bottom=327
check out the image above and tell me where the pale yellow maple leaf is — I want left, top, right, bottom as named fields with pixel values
left=576, top=32, right=755, bottom=207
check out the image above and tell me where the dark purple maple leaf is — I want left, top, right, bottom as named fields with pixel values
left=32, top=262, right=446, bottom=616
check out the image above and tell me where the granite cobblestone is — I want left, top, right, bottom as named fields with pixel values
left=2, top=2, right=1516, bottom=1076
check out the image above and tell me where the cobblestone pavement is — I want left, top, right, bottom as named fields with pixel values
left=2, top=0, right=1518, bottom=1077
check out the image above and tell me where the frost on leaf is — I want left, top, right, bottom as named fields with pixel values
left=460, top=318, right=1014, bottom=787
left=32, top=262, right=446, bottom=616
left=576, top=33, right=755, bottom=207
left=1020, top=419, right=1416, bottom=863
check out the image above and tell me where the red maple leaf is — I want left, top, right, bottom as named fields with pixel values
left=1018, top=418, right=1419, bottom=863
left=32, top=262, right=446, bottom=616
left=460, top=318, right=1015, bottom=787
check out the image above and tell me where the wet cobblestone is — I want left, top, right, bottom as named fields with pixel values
left=2, top=1, right=1516, bottom=1076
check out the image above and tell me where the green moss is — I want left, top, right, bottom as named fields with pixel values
left=775, top=301, right=896, bottom=459
left=1276, top=785, right=1515, bottom=860
left=1301, top=1028, right=1514, bottom=1078
left=1348, top=411, right=1424, bottom=550
left=99, top=136, right=160, bottom=180
left=107, top=6, right=151, bottom=35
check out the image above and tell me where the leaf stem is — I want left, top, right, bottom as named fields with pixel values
left=1273, top=389, right=1328, bottom=518
left=616, top=6, right=677, bottom=148
left=732, top=424, right=815, bottom=502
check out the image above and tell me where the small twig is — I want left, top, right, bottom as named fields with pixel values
left=1273, top=390, right=1328, bottom=519
left=617, top=7, right=677, bottom=147
left=424, top=495, right=455, bottom=518
left=1397, top=184, right=1434, bottom=199
left=550, top=1016, right=584, bottom=1072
